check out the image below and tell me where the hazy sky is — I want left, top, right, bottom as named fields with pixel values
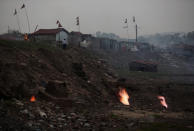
left=0, top=0, right=194, bottom=38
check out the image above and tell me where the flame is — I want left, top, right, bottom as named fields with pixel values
left=118, top=88, right=130, bottom=105
left=157, top=96, right=168, bottom=108
left=24, top=34, right=28, bottom=41
left=30, top=96, right=36, bottom=102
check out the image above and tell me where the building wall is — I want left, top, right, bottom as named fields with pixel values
left=88, top=37, right=101, bottom=50
left=56, top=31, right=69, bottom=44
left=34, top=35, right=56, bottom=42
left=69, top=33, right=82, bottom=46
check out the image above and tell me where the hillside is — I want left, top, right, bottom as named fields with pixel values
left=0, top=40, right=194, bottom=131
left=0, top=40, right=118, bottom=104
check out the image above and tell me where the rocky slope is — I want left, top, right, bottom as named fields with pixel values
left=0, top=40, right=118, bottom=105
left=0, top=40, right=193, bottom=131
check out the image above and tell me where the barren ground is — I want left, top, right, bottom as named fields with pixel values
left=0, top=40, right=193, bottom=131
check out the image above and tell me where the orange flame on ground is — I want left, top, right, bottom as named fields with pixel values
left=157, top=96, right=168, bottom=108
left=118, top=88, right=130, bottom=105
left=30, top=96, right=36, bottom=102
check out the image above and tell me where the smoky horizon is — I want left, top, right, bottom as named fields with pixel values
left=0, top=0, right=194, bottom=39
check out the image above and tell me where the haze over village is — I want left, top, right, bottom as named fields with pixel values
left=0, top=0, right=194, bottom=38
left=0, top=0, right=194, bottom=131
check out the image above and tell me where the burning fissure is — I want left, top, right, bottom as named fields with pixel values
left=118, top=88, right=130, bottom=105
left=30, top=96, right=36, bottom=102
left=117, top=87, right=168, bottom=109
left=157, top=96, right=168, bottom=108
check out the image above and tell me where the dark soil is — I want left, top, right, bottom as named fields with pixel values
left=0, top=40, right=193, bottom=131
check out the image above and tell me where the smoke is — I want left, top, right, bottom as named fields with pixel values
left=96, top=31, right=121, bottom=40
left=138, top=32, right=194, bottom=49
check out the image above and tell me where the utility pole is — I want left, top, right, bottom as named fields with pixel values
left=14, top=8, right=21, bottom=33
left=21, top=1, right=31, bottom=33
left=24, top=7, right=30, bottom=33
left=34, top=25, right=38, bottom=32
left=136, top=24, right=138, bottom=42
left=16, top=12, right=22, bottom=33
left=76, top=16, right=80, bottom=32
left=127, top=20, right=130, bottom=43
left=123, top=18, right=129, bottom=42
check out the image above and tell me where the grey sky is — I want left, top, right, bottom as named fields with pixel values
left=0, top=0, right=194, bottom=39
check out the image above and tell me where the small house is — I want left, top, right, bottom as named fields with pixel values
left=31, top=28, right=69, bottom=45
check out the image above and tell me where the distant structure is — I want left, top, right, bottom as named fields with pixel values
left=69, top=31, right=82, bottom=45
left=0, top=30, right=23, bottom=41
left=31, top=28, right=69, bottom=45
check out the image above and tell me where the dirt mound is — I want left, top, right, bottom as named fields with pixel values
left=0, top=40, right=118, bottom=105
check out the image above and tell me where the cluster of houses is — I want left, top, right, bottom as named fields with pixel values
left=28, top=27, right=153, bottom=52
left=0, top=27, right=152, bottom=52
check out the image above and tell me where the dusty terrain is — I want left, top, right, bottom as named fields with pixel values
left=0, top=40, right=194, bottom=131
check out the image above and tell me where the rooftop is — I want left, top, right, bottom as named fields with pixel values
left=32, top=28, right=69, bottom=35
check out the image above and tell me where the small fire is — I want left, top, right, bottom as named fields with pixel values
left=118, top=88, right=130, bottom=105
left=157, top=96, right=168, bottom=108
left=30, top=96, right=36, bottom=102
